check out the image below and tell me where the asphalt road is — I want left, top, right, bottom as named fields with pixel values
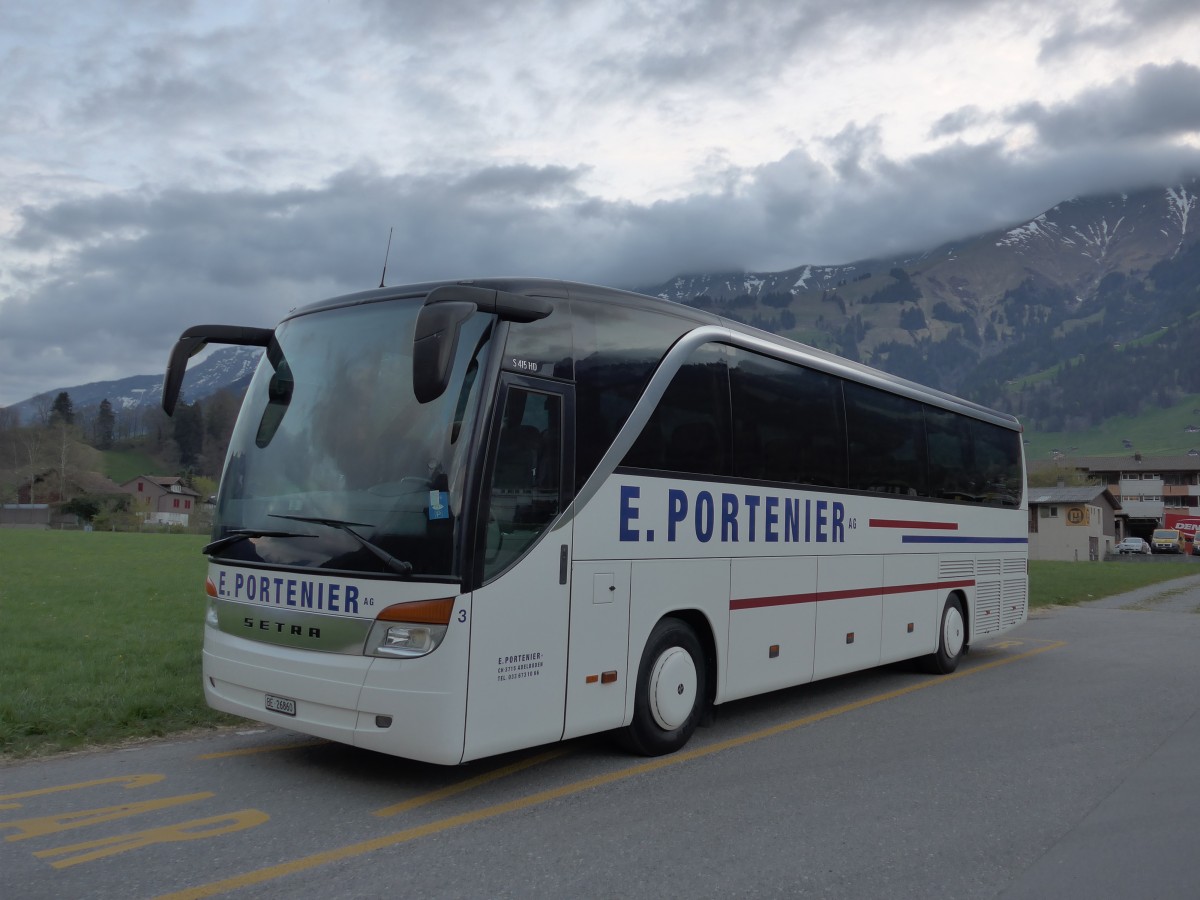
left=5, top=574, right=1200, bottom=899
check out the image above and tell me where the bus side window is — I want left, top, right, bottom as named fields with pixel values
left=483, top=387, right=563, bottom=580
left=573, top=303, right=693, bottom=491
left=844, top=381, right=928, bottom=497
left=621, top=344, right=731, bottom=477
left=728, top=349, right=847, bottom=488
left=969, top=417, right=1023, bottom=506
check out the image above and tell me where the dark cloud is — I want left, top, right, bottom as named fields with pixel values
left=929, top=105, right=985, bottom=138
left=6, top=122, right=1200, bottom=405
left=71, top=66, right=264, bottom=131
left=1007, top=62, right=1200, bottom=146
left=451, top=164, right=590, bottom=202
left=1040, top=0, right=1200, bottom=60
left=3, top=0, right=1200, bottom=405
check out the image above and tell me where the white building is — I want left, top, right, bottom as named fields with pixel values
left=1027, top=486, right=1122, bottom=562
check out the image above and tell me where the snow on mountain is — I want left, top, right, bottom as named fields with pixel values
left=646, top=179, right=1199, bottom=310
left=8, top=346, right=263, bottom=425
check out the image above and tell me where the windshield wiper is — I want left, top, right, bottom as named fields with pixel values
left=203, top=529, right=317, bottom=555
left=269, top=514, right=414, bottom=576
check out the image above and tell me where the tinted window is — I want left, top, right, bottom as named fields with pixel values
left=573, top=302, right=692, bottom=490
left=482, top=387, right=563, bottom=580
left=728, top=349, right=846, bottom=487
left=925, top=405, right=975, bottom=500
left=503, top=300, right=573, bottom=380
left=844, top=381, right=928, bottom=496
left=623, top=343, right=731, bottom=477
left=968, top=416, right=1023, bottom=506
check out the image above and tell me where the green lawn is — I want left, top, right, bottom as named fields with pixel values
left=0, top=530, right=234, bottom=758
left=1027, top=559, right=1195, bottom=607
left=1, top=532, right=1196, bottom=758
left=102, top=447, right=169, bottom=484
left=1021, top=392, right=1200, bottom=461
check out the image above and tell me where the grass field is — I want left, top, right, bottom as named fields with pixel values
left=0, top=530, right=235, bottom=758
left=102, top=447, right=169, bottom=484
left=1027, top=559, right=1198, bottom=606
left=1021, top=391, right=1200, bottom=461
left=1, top=532, right=1196, bottom=758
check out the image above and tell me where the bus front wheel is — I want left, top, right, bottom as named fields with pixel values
left=621, top=617, right=706, bottom=756
left=922, top=595, right=966, bottom=674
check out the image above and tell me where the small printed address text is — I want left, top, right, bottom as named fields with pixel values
left=497, top=651, right=544, bottom=682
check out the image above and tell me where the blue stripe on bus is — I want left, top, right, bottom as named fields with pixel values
left=901, top=535, right=1028, bottom=544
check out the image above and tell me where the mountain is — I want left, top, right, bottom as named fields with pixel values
left=9, top=346, right=262, bottom=426
left=641, top=178, right=1200, bottom=434
left=646, top=179, right=1197, bottom=361
left=9, top=178, right=1199, bottom=444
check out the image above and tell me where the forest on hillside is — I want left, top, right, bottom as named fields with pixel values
left=0, top=387, right=244, bottom=523
left=965, top=239, right=1200, bottom=430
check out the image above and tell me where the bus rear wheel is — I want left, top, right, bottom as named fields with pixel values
left=922, top=595, right=966, bottom=674
left=621, top=617, right=706, bottom=756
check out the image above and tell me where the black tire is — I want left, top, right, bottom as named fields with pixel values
left=921, top=595, right=966, bottom=675
left=620, top=617, right=707, bottom=756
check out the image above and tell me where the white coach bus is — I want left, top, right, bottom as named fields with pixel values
left=163, top=278, right=1028, bottom=764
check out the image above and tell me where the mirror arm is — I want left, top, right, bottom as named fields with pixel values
left=412, top=285, right=555, bottom=404
left=162, top=325, right=273, bottom=416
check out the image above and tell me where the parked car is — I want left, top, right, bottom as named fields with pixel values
left=1151, top=528, right=1182, bottom=553
left=1116, top=537, right=1151, bottom=555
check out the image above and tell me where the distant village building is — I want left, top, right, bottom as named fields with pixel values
left=0, top=503, right=51, bottom=528
left=120, top=475, right=201, bottom=526
left=1027, top=486, right=1122, bottom=562
left=2, top=469, right=124, bottom=528
left=1069, top=456, right=1200, bottom=536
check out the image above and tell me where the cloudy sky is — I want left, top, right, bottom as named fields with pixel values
left=3, top=0, right=1200, bottom=407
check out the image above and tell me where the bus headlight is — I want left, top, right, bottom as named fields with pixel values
left=204, top=578, right=219, bottom=628
left=366, top=597, right=456, bottom=658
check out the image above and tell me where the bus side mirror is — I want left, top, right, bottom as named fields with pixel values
left=413, top=301, right=477, bottom=403
left=412, top=285, right=554, bottom=403
left=163, top=324, right=273, bottom=416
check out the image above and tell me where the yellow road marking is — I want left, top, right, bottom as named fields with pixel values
left=2, top=793, right=213, bottom=842
left=158, top=640, right=1065, bottom=900
left=374, top=748, right=569, bottom=817
left=198, top=740, right=327, bottom=760
left=0, top=774, right=164, bottom=810
left=35, top=809, right=270, bottom=869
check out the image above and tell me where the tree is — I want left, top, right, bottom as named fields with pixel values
left=900, top=305, right=927, bottom=331
left=50, top=392, right=74, bottom=425
left=173, top=400, right=205, bottom=467
left=202, top=389, right=241, bottom=474
left=61, top=496, right=101, bottom=523
left=94, top=399, right=116, bottom=450
left=16, top=426, right=48, bottom=504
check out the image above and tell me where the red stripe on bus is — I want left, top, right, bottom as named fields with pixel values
left=869, top=518, right=959, bottom=530
left=730, top=579, right=976, bottom=611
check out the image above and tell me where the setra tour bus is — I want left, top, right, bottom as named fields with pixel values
left=163, top=278, right=1028, bottom=764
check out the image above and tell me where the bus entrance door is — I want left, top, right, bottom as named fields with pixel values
left=463, top=377, right=575, bottom=761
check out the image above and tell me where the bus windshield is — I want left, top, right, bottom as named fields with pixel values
left=210, top=299, right=493, bottom=579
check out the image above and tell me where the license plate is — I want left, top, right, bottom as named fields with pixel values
left=265, top=694, right=296, bottom=717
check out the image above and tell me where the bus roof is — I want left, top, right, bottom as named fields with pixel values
left=286, top=277, right=1020, bottom=431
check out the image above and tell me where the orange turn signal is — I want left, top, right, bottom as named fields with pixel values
left=375, top=597, right=455, bottom=625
